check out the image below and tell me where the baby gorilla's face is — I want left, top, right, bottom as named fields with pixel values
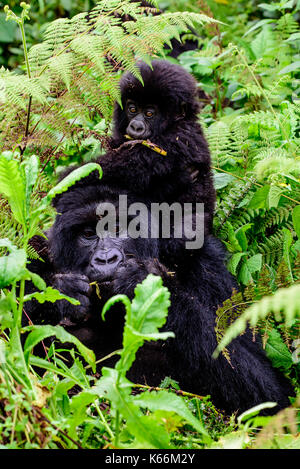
left=125, top=99, right=161, bottom=140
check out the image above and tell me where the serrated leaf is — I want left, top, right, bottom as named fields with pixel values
left=102, top=275, right=172, bottom=376
left=24, top=286, right=80, bottom=305
left=228, top=252, right=245, bottom=276
left=94, top=368, right=170, bottom=448
left=265, top=329, right=293, bottom=371
left=46, top=163, right=102, bottom=201
left=23, top=324, right=95, bottom=370
left=130, top=274, right=171, bottom=334
left=247, top=254, right=262, bottom=274
left=132, top=390, right=210, bottom=439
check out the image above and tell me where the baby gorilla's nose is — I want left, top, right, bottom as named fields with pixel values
left=127, top=118, right=146, bottom=138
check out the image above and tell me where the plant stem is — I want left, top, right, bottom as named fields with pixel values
left=19, top=14, right=32, bottom=156
left=94, top=402, right=115, bottom=440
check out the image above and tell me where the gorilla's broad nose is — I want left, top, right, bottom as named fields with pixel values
left=128, top=119, right=146, bottom=137
left=92, top=248, right=123, bottom=268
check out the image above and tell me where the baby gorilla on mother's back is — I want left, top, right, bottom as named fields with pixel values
left=25, top=177, right=294, bottom=415
left=95, top=60, right=216, bottom=262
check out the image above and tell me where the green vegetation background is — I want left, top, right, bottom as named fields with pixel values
left=0, top=0, right=299, bottom=449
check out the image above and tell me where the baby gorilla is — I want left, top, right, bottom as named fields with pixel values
left=25, top=179, right=294, bottom=415
left=91, top=60, right=216, bottom=264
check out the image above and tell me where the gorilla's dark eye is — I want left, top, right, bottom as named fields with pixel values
left=81, top=227, right=96, bottom=239
left=129, top=105, right=137, bottom=114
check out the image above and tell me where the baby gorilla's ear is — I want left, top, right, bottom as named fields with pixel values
left=174, top=102, right=186, bottom=122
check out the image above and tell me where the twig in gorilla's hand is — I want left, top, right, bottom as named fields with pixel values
left=90, top=281, right=102, bottom=300
left=112, top=135, right=167, bottom=156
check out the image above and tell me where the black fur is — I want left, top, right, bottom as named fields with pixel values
left=25, top=182, right=294, bottom=415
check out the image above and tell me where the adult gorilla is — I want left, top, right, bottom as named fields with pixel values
left=25, top=177, right=293, bottom=415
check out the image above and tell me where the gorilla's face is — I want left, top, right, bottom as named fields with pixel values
left=125, top=99, right=161, bottom=139
left=50, top=195, right=159, bottom=287
left=77, top=228, right=126, bottom=284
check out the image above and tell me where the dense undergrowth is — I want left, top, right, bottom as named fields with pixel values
left=0, top=0, right=299, bottom=449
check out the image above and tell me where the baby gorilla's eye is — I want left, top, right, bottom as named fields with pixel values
left=145, top=110, right=154, bottom=118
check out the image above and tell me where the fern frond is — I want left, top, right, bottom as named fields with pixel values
left=213, top=283, right=300, bottom=357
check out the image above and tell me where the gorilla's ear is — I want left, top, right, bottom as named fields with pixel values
left=174, top=102, right=186, bottom=121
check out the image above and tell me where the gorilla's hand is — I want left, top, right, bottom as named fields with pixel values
left=112, top=258, right=168, bottom=298
left=52, top=273, right=92, bottom=324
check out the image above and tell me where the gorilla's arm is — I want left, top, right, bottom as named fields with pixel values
left=24, top=236, right=92, bottom=326
left=112, top=239, right=293, bottom=415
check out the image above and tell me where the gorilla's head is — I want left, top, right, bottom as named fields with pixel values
left=50, top=182, right=159, bottom=288
left=113, top=60, right=200, bottom=141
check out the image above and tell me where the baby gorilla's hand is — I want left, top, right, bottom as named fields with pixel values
left=53, top=273, right=92, bottom=324
left=112, top=258, right=168, bottom=298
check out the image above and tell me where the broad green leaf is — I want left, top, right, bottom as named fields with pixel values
left=23, top=155, right=39, bottom=216
left=102, top=275, right=172, bottom=376
left=237, top=402, right=277, bottom=425
left=102, top=294, right=131, bottom=321
left=0, top=13, right=17, bottom=42
left=251, top=27, right=274, bottom=59
left=0, top=297, right=13, bottom=328
left=47, top=163, right=102, bottom=201
left=94, top=368, right=170, bottom=448
left=23, top=325, right=95, bottom=370
left=228, top=252, right=245, bottom=276
left=258, top=3, right=279, bottom=11
left=28, top=271, right=47, bottom=291
left=226, top=222, right=242, bottom=252
left=238, top=254, right=262, bottom=285
left=268, top=185, right=283, bottom=208
left=248, top=185, right=270, bottom=209
left=130, top=275, right=171, bottom=334
left=68, top=391, right=98, bottom=438
left=292, top=205, right=300, bottom=239
left=0, top=248, right=27, bottom=288
left=0, top=156, right=26, bottom=225
left=239, top=261, right=252, bottom=285
left=243, top=19, right=275, bottom=37
left=213, top=172, right=236, bottom=190
left=235, top=224, right=252, bottom=251
left=279, top=61, right=300, bottom=75
left=24, top=286, right=80, bottom=305
left=132, top=390, right=210, bottom=440
left=247, top=254, right=262, bottom=274
left=265, top=329, right=293, bottom=371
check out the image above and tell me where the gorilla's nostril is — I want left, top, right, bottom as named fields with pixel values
left=108, top=255, right=119, bottom=265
